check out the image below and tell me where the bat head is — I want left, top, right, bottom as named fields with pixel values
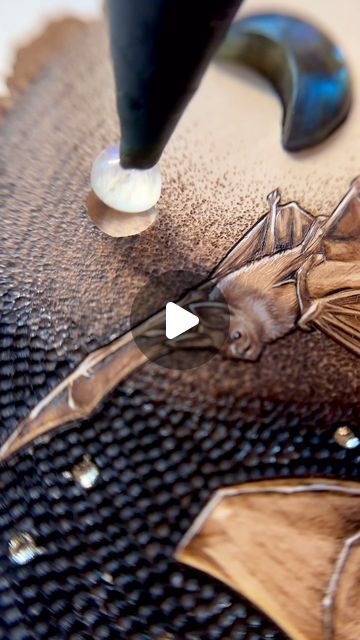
left=224, top=293, right=270, bottom=361
left=212, top=273, right=299, bottom=361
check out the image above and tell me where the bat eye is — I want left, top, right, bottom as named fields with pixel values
left=232, top=330, right=242, bottom=341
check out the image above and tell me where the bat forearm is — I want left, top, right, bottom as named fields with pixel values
left=0, top=333, right=148, bottom=462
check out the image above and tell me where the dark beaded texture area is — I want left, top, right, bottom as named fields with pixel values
left=1, top=284, right=360, bottom=640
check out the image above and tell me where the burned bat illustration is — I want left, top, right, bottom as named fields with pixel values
left=213, top=176, right=360, bottom=360
left=176, top=479, right=360, bottom=640
left=1, top=178, right=359, bottom=461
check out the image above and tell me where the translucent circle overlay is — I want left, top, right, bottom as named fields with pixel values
left=130, top=270, right=230, bottom=370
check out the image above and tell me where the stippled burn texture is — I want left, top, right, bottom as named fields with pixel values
left=0, top=16, right=359, bottom=640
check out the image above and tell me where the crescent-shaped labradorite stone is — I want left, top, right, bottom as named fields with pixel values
left=217, top=13, right=352, bottom=151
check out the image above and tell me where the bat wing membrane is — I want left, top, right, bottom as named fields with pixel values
left=212, top=199, right=313, bottom=282
left=300, top=290, right=360, bottom=357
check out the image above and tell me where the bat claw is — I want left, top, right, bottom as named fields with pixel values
left=267, top=189, right=281, bottom=208
left=350, top=175, right=360, bottom=196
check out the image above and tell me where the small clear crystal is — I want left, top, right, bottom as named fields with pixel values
left=334, top=426, right=360, bottom=449
left=71, top=455, right=99, bottom=489
left=9, top=532, right=44, bottom=565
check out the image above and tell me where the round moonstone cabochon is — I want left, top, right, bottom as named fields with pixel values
left=90, top=145, right=162, bottom=213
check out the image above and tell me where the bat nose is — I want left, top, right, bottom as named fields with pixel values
left=228, top=339, right=262, bottom=361
left=242, top=348, right=261, bottom=362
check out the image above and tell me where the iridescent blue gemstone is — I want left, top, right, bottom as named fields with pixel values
left=217, top=13, right=352, bottom=150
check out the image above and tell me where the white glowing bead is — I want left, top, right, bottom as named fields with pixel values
left=90, top=145, right=161, bottom=213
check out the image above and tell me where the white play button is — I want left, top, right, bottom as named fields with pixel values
left=165, top=302, right=199, bottom=340
left=131, top=270, right=230, bottom=369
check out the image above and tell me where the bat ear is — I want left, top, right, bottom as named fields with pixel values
left=189, top=301, right=229, bottom=331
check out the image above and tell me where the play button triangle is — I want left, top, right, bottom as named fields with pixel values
left=165, top=302, right=199, bottom=340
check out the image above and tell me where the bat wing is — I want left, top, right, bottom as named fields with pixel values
left=212, top=196, right=314, bottom=282
left=322, top=179, right=360, bottom=262
left=299, top=290, right=360, bottom=357
left=176, top=479, right=360, bottom=640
